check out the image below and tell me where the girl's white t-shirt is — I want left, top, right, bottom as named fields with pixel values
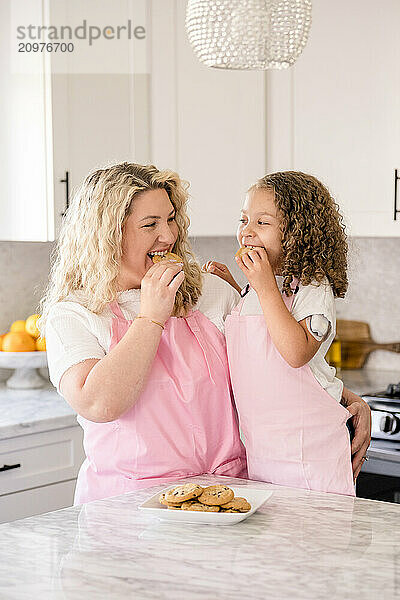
left=239, top=276, right=343, bottom=402
left=45, top=273, right=240, bottom=394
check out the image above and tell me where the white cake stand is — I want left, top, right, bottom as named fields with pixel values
left=0, top=351, right=48, bottom=389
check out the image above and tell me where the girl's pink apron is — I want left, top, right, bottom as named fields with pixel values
left=74, top=301, right=247, bottom=504
left=225, top=280, right=355, bottom=496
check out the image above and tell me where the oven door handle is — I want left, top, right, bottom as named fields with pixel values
left=366, top=447, right=400, bottom=463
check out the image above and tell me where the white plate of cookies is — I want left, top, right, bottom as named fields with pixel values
left=138, top=483, right=273, bottom=525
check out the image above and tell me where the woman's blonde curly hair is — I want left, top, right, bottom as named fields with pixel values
left=39, top=162, right=203, bottom=335
left=250, top=171, right=348, bottom=298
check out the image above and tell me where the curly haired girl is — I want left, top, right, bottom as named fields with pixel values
left=204, top=171, right=356, bottom=496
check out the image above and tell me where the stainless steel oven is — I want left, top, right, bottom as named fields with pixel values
left=358, top=383, right=400, bottom=503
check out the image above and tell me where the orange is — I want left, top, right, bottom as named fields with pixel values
left=36, top=337, right=46, bottom=351
left=2, top=331, right=36, bottom=352
left=0, top=334, right=6, bottom=351
left=10, top=320, right=26, bottom=333
left=25, top=314, right=41, bottom=338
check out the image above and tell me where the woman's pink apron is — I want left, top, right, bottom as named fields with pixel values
left=225, top=280, right=355, bottom=496
left=74, top=301, right=247, bottom=504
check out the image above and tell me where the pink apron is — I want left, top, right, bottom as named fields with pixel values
left=225, top=280, right=355, bottom=496
left=74, top=301, right=247, bottom=504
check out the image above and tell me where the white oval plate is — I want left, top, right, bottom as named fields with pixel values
left=138, top=486, right=273, bottom=525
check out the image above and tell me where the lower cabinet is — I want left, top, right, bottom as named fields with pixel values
left=0, top=479, right=77, bottom=523
left=0, top=425, right=85, bottom=523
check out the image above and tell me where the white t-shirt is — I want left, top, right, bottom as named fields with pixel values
left=45, top=273, right=240, bottom=394
left=239, top=276, right=343, bottom=402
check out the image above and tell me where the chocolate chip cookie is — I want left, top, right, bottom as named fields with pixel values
left=165, top=483, right=203, bottom=504
left=197, top=485, right=234, bottom=506
left=181, top=501, right=220, bottom=512
left=220, top=497, right=251, bottom=512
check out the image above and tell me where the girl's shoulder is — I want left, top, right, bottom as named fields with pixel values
left=291, top=277, right=335, bottom=322
left=195, top=273, right=241, bottom=327
left=296, top=277, right=333, bottom=299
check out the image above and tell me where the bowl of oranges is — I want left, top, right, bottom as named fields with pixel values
left=0, top=314, right=47, bottom=389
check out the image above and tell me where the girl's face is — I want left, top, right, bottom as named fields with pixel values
left=237, top=188, right=283, bottom=273
left=118, top=188, right=179, bottom=290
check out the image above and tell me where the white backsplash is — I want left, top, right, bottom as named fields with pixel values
left=0, top=241, right=53, bottom=383
left=1, top=237, right=400, bottom=382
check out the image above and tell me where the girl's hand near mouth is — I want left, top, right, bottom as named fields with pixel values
left=202, top=261, right=242, bottom=294
left=235, top=247, right=277, bottom=297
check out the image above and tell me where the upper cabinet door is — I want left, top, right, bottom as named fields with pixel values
left=266, top=0, right=400, bottom=237
left=2, top=0, right=265, bottom=240
left=48, top=0, right=149, bottom=240
left=150, top=0, right=266, bottom=236
left=0, top=0, right=148, bottom=242
left=0, top=0, right=52, bottom=242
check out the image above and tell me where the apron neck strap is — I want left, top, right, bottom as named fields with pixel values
left=109, top=300, right=126, bottom=320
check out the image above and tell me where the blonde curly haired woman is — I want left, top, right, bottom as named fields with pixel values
left=39, top=162, right=246, bottom=504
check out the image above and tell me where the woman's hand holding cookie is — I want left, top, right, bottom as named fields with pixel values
left=140, top=261, right=185, bottom=324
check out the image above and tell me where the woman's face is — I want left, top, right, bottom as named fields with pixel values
left=118, top=188, right=179, bottom=290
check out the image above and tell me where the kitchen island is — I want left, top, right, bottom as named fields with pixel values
left=0, top=474, right=399, bottom=599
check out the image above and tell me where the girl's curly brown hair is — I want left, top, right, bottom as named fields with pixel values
left=250, top=171, right=348, bottom=298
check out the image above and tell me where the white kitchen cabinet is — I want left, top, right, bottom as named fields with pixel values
left=0, top=1, right=51, bottom=242
left=2, top=0, right=266, bottom=241
left=0, top=479, right=76, bottom=523
left=0, top=425, right=85, bottom=523
left=49, top=72, right=136, bottom=240
left=266, top=0, right=400, bottom=237
left=1, top=0, right=148, bottom=242
left=150, top=0, right=267, bottom=236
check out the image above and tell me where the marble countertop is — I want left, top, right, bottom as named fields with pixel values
left=0, top=474, right=399, bottom=599
left=0, top=381, right=77, bottom=441
left=339, top=368, right=400, bottom=397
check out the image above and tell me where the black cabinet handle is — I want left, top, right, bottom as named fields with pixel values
left=60, top=171, right=70, bottom=217
left=0, top=463, right=21, bottom=472
left=395, top=169, right=400, bottom=221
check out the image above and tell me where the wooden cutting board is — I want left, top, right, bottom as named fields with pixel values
left=336, top=319, right=400, bottom=369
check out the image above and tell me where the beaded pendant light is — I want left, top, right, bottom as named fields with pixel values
left=186, top=0, right=312, bottom=70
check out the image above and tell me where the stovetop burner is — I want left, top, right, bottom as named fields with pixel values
left=364, top=382, right=400, bottom=401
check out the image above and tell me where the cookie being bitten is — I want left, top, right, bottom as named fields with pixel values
left=235, top=247, right=252, bottom=259
left=152, top=251, right=183, bottom=264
